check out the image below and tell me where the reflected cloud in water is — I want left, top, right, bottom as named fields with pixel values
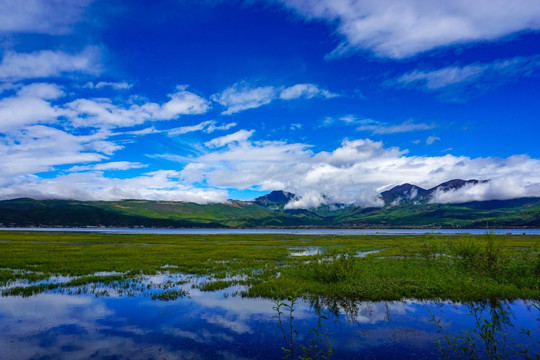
left=0, top=290, right=538, bottom=359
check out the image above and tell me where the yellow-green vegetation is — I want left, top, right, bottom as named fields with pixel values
left=0, top=231, right=538, bottom=301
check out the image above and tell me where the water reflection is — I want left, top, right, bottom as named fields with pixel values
left=0, top=291, right=538, bottom=359
left=289, top=246, right=325, bottom=256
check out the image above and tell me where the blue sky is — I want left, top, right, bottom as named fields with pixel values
left=1, top=0, right=539, bottom=207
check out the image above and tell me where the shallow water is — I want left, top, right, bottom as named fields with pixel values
left=289, top=246, right=326, bottom=256
left=0, top=286, right=538, bottom=359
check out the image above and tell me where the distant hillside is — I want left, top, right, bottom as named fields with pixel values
left=1, top=186, right=539, bottom=228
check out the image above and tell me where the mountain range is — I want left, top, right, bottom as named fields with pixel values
left=0, top=179, right=538, bottom=228
left=380, top=179, right=489, bottom=206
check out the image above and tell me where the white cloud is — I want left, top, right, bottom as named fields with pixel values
left=0, top=83, right=64, bottom=131
left=397, top=65, right=487, bottom=90
left=16, top=82, right=65, bottom=99
left=284, top=191, right=325, bottom=209
left=320, top=115, right=371, bottom=127
left=430, top=176, right=540, bottom=203
left=279, top=83, right=338, bottom=100
left=320, top=116, right=433, bottom=134
left=0, top=47, right=101, bottom=80
left=158, top=85, right=210, bottom=119
left=0, top=0, right=91, bottom=35
left=178, top=134, right=540, bottom=207
left=395, top=56, right=540, bottom=91
left=211, top=82, right=276, bottom=115
left=64, top=85, right=210, bottom=128
left=2, top=123, right=539, bottom=205
left=205, top=121, right=236, bottom=133
left=204, top=130, right=254, bottom=148
left=356, top=119, right=435, bottom=134
left=168, top=121, right=214, bottom=136
left=84, top=81, right=133, bottom=90
left=0, top=170, right=229, bottom=203
left=280, top=0, right=540, bottom=58
left=0, top=125, right=113, bottom=177
left=426, top=136, right=440, bottom=145
left=67, top=161, right=147, bottom=172
left=168, top=120, right=236, bottom=136
left=211, top=81, right=336, bottom=115
left=290, top=123, right=302, bottom=130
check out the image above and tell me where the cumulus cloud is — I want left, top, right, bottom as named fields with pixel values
left=430, top=176, right=540, bottom=203
left=0, top=83, right=210, bottom=132
left=211, top=82, right=336, bottom=114
left=0, top=47, right=102, bottom=80
left=211, top=82, right=276, bottom=115
left=0, top=83, right=219, bottom=203
left=0, top=83, right=64, bottom=131
left=0, top=170, right=229, bottom=203
left=177, top=134, right=540, bottom=208
left=0, top=0, right=91, bottom=35
left=0, top=125, right=112, bottom=177
left=2, top=122, right=539, bottom=205
left=395, top=56, right=540, bottom=91
left=284, top=191, right=325, bottom=209
left=64, top=85, right=210, bottom=128
left=280, top=0, right=540, bottom=58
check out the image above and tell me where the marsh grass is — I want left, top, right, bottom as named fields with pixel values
left=0, top=231, right=538, bottom=301
left=151, top=289, right=189, bottom=301
left=197, top=280, right=236, bottom=292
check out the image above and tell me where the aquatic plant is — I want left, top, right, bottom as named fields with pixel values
left=273, top=295, right=333, bottom=360
left=151, top=289, right=189, bottom=301
left=429, top=300, right=539, bottom=359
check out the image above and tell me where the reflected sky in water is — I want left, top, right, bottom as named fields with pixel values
left=0, top=289, right=538, bottom=360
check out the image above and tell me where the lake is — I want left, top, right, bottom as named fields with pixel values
left=1, top=227, right=540, bottom=235
left=0, top=279, right=538, bottom=359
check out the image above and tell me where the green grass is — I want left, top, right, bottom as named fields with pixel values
left=151, top=289, right=189, bottom=301
left=0, top=231, right=538, bottom=301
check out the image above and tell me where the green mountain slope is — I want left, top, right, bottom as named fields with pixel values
left=0, top=196, right=539, bottom=228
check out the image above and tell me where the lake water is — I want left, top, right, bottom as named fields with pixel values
left=1, top=227, right=539, bottom=235
left=0, top=283, right=538, bottom=359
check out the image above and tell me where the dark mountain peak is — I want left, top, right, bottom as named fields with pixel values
left=428, top=179, right=488, bottom=193
left=381, top=183, right=427, bottom=206
left=254, top=190, right=297, bottom=206
left=381, top=179, right=491, bottom=206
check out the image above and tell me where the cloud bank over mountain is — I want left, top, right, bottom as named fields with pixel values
left=0, top=0, right=539, bottom=208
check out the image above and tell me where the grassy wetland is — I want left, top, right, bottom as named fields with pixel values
left=0, top=230, right=538, bottom=301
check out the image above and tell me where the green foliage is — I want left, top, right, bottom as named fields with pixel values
left=0, top=231, right=538, bottom=301
left=0, top=196, right=539, bottom=228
